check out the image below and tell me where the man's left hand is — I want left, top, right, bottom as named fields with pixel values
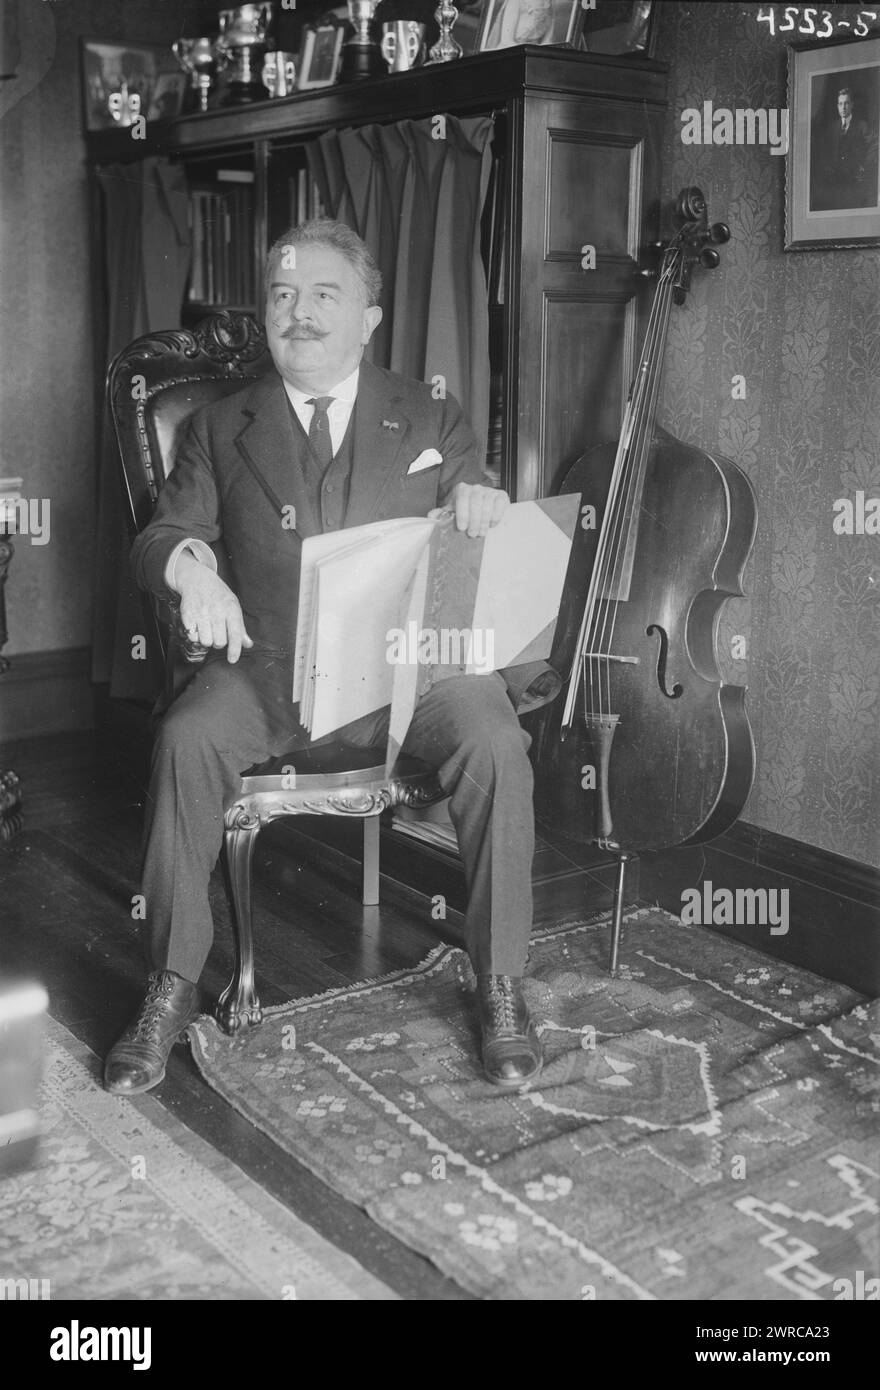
left=451, top=482, right=509, bottom=538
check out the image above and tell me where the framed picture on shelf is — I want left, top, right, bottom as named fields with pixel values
left=297, top=21, right=345, bottom=90
left=578, top=1, right=658, bottom=57
left=454, top=1, right=487, bottom=56
left=79, top=39, right=182, bottom=130
left=477, top=0, right=584, bottom=52
left=147, top=71, right=188, bottom=121
left=785, top=36, right=880, bottom=250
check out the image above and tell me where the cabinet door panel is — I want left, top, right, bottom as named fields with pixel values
left=542, top=295, right=634, bottom=496
left=510, top=94, right=662, bottom=501
left=547, top=133, right=636, bottom=260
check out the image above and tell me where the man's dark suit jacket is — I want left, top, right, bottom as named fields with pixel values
left=131, top=356, right=560, bottom=716
left=132, top=358, right=484, bottom=664
left=821, top=118, right=879, bottom=209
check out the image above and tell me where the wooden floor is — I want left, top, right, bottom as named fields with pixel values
left=0, top=725, right=623, bottom=1300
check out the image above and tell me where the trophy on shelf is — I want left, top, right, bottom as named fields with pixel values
left=262, top=51, right=296, bottom=98
left=340, top=1, right=383, bottom=82
left=426, top=2, right=463, bottom=63
left=107, top=83, right=142, bottom=126
left=215, top=3, right=273, bottom=104
left=173, top=37, right=219, bottom=112
left=380, top=20, right=426, bottom=72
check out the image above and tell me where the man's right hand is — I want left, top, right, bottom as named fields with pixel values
left=176, top=553, right=253, bottom=664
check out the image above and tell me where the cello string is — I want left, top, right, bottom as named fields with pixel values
left=585, top=253, right=674, bottom=721
left=589, top=246, right=679, bottom=718
left=599, top=269, right=676, bottom=700
left=564, top=236, right=679, bottom=730
left=598, top=243, right=679, bottom=680
left=582, top=277, right=665, bottom=720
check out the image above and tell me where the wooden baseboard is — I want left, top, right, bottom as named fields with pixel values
left=638, top=821, right=880, bottom=995
left=0, top=648, right=94, bottom=739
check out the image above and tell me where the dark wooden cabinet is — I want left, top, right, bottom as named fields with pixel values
left=88, top=45, right=667, bottom=502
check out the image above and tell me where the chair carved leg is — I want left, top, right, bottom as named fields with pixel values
left=362, top=814, right=380, bottom=905
left=217, top=812, right=264, bottom=1033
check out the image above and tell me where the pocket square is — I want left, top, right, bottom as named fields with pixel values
left=407, top=448, right=443, bottom=475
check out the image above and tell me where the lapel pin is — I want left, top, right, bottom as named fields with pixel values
left=381, top=419, right=399, bottom=431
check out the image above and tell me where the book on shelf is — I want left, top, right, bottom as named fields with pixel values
left=293, top=495, right=581, bottom=772
left=288, top=170, right=327, bottom=230
left=186, top=179, right=255, bottom=310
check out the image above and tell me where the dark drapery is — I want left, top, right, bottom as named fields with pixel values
left=92, top=157, right=190, bottom=698
left=307, top=115, right=494, bottom=463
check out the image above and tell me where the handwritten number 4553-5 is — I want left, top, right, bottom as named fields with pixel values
left=756, top=7, right=878, bottom=38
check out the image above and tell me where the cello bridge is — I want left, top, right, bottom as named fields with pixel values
left=581, top=652, right=640, bottom=664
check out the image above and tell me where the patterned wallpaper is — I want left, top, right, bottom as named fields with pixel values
left=653, top=2, right=879, bottom=866
left=0, top=0, right=208, bottom=661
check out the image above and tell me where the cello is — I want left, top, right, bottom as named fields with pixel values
left=532, top=187, right=758, bottom=970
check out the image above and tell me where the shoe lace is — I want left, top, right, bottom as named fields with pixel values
left=129, top=972, right=176, bottom=1041
left=486, top=976, right=517, bottom=1031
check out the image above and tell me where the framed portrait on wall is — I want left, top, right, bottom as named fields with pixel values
left=786, top=35, right=880, bottom=250
left=79, top=40, right=183, bottom=131
left=477, top=0, right=584, bottom=52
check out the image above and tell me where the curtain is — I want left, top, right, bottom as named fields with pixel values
left=307, top=115, right=495, bottom=462
left=92, top=157, right=191, bottom=699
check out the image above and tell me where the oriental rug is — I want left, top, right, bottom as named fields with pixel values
left=189, top=908, right=880, bottom=1301
left=0, top=1016, right=396, bottom=1300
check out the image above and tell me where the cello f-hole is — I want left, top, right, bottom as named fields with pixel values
left=646, top=623, right=684, bottom=700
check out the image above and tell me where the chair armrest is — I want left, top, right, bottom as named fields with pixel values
left=166, top=598, right=209, bottom=665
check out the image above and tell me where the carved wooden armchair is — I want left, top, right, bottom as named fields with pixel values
left=108, top=311, right=444, bottom=1033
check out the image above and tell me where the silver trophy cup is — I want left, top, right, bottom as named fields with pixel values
left=262, top=51, right=296, bottom=97
left=215, top=4, right=273, bottom=103
left=380, top=21, right=426, bottom=72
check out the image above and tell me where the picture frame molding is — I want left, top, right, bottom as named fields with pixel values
left=785, top=33, right=880, bottom=251
left=296, top=21, right=345, bottom=91
left=476, top=0, right=585, bottom=54
left=79, top=37, right=184, bottom=131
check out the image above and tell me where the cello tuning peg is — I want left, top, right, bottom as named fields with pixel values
left=700, top=247, right=721, bottom=269
left=709, top=221, right=730, bottom=244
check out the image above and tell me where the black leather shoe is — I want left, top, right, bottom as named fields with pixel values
left=104, top=970, right=201, bottom=1095
left=476, top=974, right=543, bottom=1089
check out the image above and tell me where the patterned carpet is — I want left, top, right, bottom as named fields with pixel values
left=190, top=909, right=880, bottom=1301
left=0, top=1017, right=397, bottom=1300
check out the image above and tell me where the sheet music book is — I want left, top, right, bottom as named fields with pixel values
left=293, top=495, right=581, bottom=768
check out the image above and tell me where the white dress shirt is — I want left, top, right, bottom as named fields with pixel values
left=165, top=365, right=361, bottom=590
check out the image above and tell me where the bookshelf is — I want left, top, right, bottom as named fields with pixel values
left=87, top=45, right=668, bottom=500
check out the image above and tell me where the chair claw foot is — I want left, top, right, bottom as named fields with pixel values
left=215, top=991, right=263, bottom=1034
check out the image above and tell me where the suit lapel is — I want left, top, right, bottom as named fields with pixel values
left=345, top=359, right=412, bottom=527
left=234, top=372, right=321, bottom=538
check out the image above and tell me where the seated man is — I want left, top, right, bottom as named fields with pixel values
left=104, top=219, right=544, bottom=1096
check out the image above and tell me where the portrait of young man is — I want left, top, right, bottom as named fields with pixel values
left=810, top=73, right=880, bottom=210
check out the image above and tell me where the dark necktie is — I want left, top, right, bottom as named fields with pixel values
left=307, top=395, right=334, bottom=469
